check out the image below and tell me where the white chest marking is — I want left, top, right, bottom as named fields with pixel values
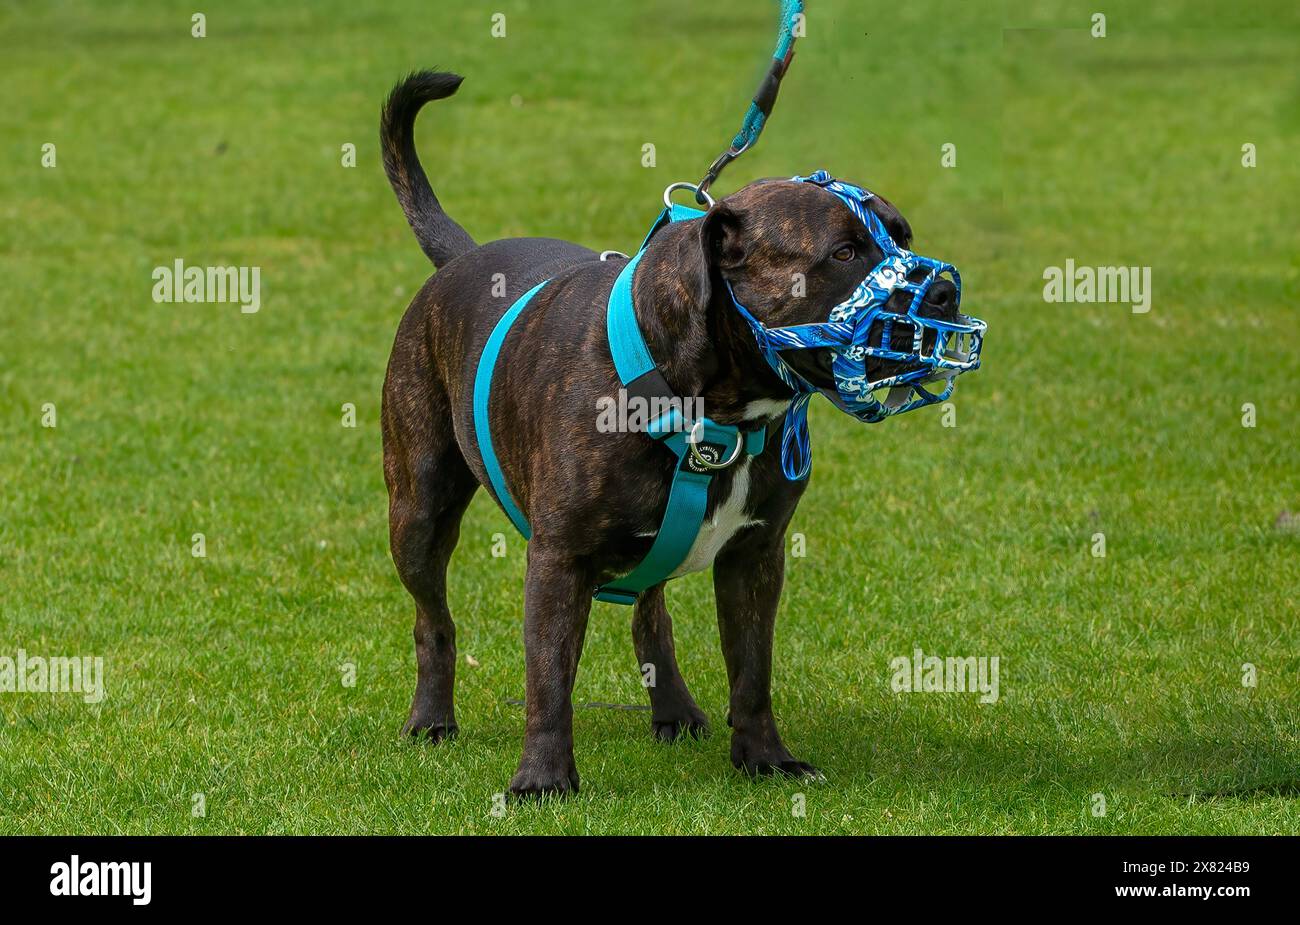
left=743, top=398, right=793, bottom=421
left=668, top=457, right=763, bottom=578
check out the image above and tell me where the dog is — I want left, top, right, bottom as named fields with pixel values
left=379, top=71, right=967, bottom=797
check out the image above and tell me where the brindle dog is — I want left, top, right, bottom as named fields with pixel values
left=380, top=71, right=959, bottom=797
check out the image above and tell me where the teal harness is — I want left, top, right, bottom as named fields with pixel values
left=473, top=199, right=766, bottom=606
left=472, top=1, right=824, bottom=604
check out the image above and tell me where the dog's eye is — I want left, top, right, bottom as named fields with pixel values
left=832, top=245, right=856, bottom=262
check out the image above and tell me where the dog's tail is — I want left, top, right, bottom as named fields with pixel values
left=381, top=71, right=477, bottom=269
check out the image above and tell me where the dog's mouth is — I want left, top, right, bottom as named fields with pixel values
left=778, top=344, right=931, bottom=392
left=778, top=273, right=974, bottom=393
left=779, top=347, right=837, bottom=390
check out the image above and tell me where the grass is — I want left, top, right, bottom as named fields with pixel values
left=0, top=0, right=1297, bottom=834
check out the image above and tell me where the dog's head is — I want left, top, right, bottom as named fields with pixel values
left=698, top=177, right=980, bottom=404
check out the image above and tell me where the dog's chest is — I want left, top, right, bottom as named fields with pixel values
left=667, top=458, right=761, bottom=578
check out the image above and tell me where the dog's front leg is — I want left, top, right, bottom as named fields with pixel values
left=633, top=583, right=710, bottom=742
left=714, top=533, right=820, bottom=778
left=508, top=543, right=592, bottom=798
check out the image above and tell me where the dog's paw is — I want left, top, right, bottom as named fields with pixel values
left=743, top=758, right=824, bottom=780
left=652, top=707, right=710, bottom=743
left=508, top=757, right=580, bottom=800
left=402, top=717, right=459, bottom=744
left=732, top=737, right=822, bottom=780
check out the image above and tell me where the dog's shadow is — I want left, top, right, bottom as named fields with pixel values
left=579, top=697, right=1300, bottom=810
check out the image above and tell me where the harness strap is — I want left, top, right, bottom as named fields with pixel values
left=593, top=426, right=765, bottom=604
left=596, top=246, right=765, bottom=603
left=473, top=280, right=550, bottom=539
left=606, top=250, right=654, bottom=382
left=592, top=434, right=712, bottom=607
left=471, top=204, right=766, bottom=607
left=638, top=202, right=707, bottom=253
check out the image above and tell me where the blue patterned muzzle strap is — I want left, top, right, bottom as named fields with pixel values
left=727, top=170, right=987, bottom=480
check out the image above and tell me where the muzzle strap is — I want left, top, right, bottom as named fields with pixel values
left=780, top=393, right=814, bottom=480
left=727, top=281, right=818, bottom=479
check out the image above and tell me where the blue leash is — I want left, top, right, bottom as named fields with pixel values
left=473, top=202, right=765, bottom=606
left=696, top=0, right=805, bottom=201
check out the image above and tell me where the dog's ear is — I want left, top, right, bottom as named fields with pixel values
left=655, top=203, right=745, bottom=314
left=680, top=203, right=744, bottom=308
left=701, top=202, right=746, bottom=271
left=867, top=194, right=913, bottom=250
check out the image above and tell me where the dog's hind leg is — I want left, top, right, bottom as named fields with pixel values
left=384, top=368, right=477, bottom=743
left=632, top=584, right=710, bottom=742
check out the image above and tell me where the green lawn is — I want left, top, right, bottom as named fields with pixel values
left=1, top=0, right=1297, bottom=834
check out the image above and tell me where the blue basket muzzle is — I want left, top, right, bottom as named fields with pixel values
left=727, top=170, right=987, bottom=478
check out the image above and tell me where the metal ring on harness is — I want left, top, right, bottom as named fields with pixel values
left=686, top=420, right=743, bottom=469
left=664, top=182, right=715, bottom=210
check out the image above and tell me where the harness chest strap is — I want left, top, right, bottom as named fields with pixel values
left=472, top=209, right=764, bottom=606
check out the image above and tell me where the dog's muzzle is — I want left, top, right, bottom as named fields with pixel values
left=727, top=170, right=987, bottom=478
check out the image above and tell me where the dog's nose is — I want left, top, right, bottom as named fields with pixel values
left=917, top=278, right=958, bottom=321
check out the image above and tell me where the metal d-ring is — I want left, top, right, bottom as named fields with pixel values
left=664, top=182, right=715, bottom=211
left=686, top=420, right=743, bottom=470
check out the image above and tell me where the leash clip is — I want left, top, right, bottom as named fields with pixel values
left=695, top=139, right=750, bottom=203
